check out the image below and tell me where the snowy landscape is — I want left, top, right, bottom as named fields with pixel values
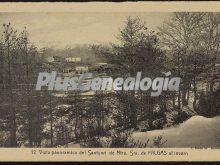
left=131, top=115, right=220, bottom=148
left=0, top=12, right=219, bottom=148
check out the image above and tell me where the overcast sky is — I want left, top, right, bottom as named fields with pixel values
left=0, top=12, right=171, bottom=49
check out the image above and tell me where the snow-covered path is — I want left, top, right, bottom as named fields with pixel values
left=131, top=116, right=220, bottom=148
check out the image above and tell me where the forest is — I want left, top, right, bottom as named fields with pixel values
left=0, top=12, right=219, bottom=148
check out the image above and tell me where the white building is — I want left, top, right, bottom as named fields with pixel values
left=65, top=57, right=81, bottom=62
left=76, top=66, right=88, bottom=71
left=75, top=66, right=89, bottom=74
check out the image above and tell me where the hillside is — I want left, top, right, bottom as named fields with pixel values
left=131, top=115, right=220, bottom=148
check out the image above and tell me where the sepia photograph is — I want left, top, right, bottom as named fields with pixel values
left=0, top=3, right=219, bottom=155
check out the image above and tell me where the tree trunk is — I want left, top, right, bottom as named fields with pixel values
left=178, top=88, right=181, bottom=112
left=49, top=92, right=53, bottom=147
left=7, top=41, right=17, bottom=147
left=193, top=77, right=197, bottom=111
left=25, top=41, right=33, bottom=147
left=172, top=94, right=175, bottom=109
left=182, top=88, right=188, bottom=106
left=186, top=84, right=190, bottom=104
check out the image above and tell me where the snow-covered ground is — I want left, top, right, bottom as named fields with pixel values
left=131, top=115, right=220, bottom=148
left=58, top=142, right=81, bottom=148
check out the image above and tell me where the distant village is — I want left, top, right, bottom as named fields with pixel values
left=46, top=55, right=220, bottom=86
left=46, top=56, right=115, bottom=77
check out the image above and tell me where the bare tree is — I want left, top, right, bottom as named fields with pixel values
left=2, top=23, right=18, bottom=147
left=159, top=12, right=219, bottom=112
